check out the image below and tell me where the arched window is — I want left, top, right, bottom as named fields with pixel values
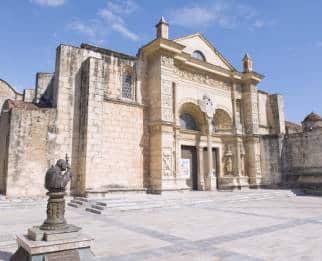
left=192, top=50, right=206, bottom=62
left=180, top=113, right=199, bottom=131
left=122, top=71, right=133, bottom=99
left=214, top=109, right=232, bottom=130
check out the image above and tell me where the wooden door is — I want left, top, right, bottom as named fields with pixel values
left=181, top=146, right=198, bottom=190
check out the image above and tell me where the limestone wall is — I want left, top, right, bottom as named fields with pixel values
left=282, top=129, right=322, bottom=191
left=260, top=135, right=283, bottom=185
left=0, top=80, right=22, bottom=111
left=52, top=45, right=102, bottom=181
left=23, top=89, right=35, bottom=102
left=284, top=129, right=322, bottom=175
left=77, top=55, right=146, bottom=194
left=0, top=112, right=10, bottom=194
left=5, top=107, right=57, bottom=197
left=35, top=73, right=54, bottom=106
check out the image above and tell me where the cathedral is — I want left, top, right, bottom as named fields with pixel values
left=0, top=18, right=286, bottom=197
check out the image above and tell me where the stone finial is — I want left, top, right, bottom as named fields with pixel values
left=155, top=16, right=169, bottom=39
left=242, top=53, right=253, bottom=73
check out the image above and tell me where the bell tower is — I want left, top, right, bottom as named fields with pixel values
left=155, top=16, right=169, bottom=39
left=242, top=53, right=253, bottom=73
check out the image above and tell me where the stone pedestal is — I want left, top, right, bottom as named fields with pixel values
left=10, top=234, right=94, bottom=261
left=28, top=224, right=81, bottom=241
left=249, top=175, right=263, bottom=188
left=218, top=176, right=249, bottom=190
left=210, top=176, right=217, bottom=190
left=41, top=191, right=68, bottom=231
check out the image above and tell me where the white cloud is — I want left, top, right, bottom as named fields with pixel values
left=169, top=1, right=274, bottom=30
left=111, top=23, right=139, bottom=41
left=106, top=0, right=138, bottom=15
left=68, top=0, right=139, bottom=42
left=98, top=1, right=139, bottom=41
left=98, top=9, right=124, bottom=25
left=170, top=6, right=215, bottom=27
left=30, top=0, right=66, bottom=7
left=67, top=20, right=97, bottom=38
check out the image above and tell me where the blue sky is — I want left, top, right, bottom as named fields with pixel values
left=1, top=0, right=322, bottom=123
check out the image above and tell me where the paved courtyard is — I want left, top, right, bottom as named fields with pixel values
left=1, top=189, right=322, bottom=260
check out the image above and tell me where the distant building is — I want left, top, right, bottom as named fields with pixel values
left=0, top=18, right=286, bottom=197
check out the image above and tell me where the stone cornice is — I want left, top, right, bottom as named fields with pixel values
left=242, top=71, right=265, bottom=84
left=104, top=96, right=146, bottom=108
left=140, top=38, right=265, bottom=85
left=140, top=38, right=265, bottom=84
left=139, top=38, right=186, bottom=57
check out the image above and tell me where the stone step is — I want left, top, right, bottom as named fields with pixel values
left=85, top=207, right=102, bottom=214
left=74, top=197, right=89, bottom=202
left=68, top=202, right=80, bottom=208
left=70, top=199, right=84, bottom=205
left=92, top=204, right=105, bottom=210
left=96, top=201, right=107, bottom=207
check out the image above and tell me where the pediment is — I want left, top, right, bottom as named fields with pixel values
left=174, top=33, right=235, bottom=71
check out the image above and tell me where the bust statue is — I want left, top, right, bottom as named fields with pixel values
left=45, top=157, right=72, bottom=192
left=39, top=155, right=73, bottom=231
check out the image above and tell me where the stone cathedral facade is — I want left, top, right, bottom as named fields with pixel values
left=0, top=18, right=285, bottom=197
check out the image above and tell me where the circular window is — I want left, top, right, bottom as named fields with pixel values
left=192, top=50, right=206, bottom=62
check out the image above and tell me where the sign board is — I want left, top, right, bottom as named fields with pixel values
left=180, top=159, right=190, bottom=178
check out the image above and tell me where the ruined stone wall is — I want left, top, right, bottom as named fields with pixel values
left=35, top=73, right=54, bottom=106
left=5, top=107, right=57, bottom=197
left=0, top=112, right=10, bottom=194
left=0, top=80, right=22, bottom=111
left=270, top=94, right=285, bottom=134
left=23, top=89, right=35, bottom=102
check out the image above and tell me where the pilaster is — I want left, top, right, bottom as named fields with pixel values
left=242, top=77, right=262, bottom=186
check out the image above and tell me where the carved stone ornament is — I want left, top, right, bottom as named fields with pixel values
left=199, top=94, right=215, bottom=119
left=173, top=68, right=231, bottom=91
left=224, top=145, right=233, bottom=175
left=162, top=148, right=172, bottom=177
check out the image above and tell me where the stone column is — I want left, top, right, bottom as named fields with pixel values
left=199, top=94, right=216, bottom=191
left=242, top=78, right=262, bottom=187
left=231, top=82, right=237, bottom=134
left=234, top=137, right=242, bottom=176
left=197, top=146, right=205, bottom=190
left=205, top=120, right=213, bottom=190
left=245, top=136, right=261, bottom=186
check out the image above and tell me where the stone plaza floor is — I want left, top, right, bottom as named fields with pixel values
left=1, top=189, right=322, bottom=260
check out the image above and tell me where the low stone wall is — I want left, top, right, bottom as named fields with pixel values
left=283, top=128, right=322, bottom=192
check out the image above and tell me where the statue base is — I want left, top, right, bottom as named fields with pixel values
left=28, top=224, right=81, bottom=241
left=218, top=175, right=250, bottom=190
left=10, top=234, right=95, bottom=261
